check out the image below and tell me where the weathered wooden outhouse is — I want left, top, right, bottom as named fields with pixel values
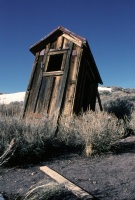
left=23, top=26, right=103, bottom=121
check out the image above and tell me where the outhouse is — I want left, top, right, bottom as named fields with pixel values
left=23, top=26, right=103, bottom=121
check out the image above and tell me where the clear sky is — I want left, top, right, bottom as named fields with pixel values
left=0, top=0, right=135, bottom=93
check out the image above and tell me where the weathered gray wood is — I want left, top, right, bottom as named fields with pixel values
left=26, top=57, right=43, bottom=113
left=43, top=71, right=63, bottom=76
left=27, top=53, right=40, bottom=90
left=61, top=52, right=67, bottom=71
left=53, top=42, right=73, bottom=124
left=48, top=48, right=69, bottom=53
left=70, top=47, right=83, bottom=112
left=74, top=59, right=86, bottom=113
left=56, top=35, right=64, bottom=50
left=31, top=46, right=50, bottom=113
left=22, top=90, right=30, bottom=118
left=62, top=33, right=82, bottom=47
left=48, top=50, right=67, bottom=55
left=62, top=46, right=83, bottom=115
left=32, top=68, right=43, bottom=112
left=42, top=44, right=50, bottom=71
left=22, top=53, right=39, bottom=117
left=43, top=76, right=55, bottom=112
left=35, top=76, right=55, bottom=113
left=35, top=77, right=47, bottom=113
left=48, top=76, right=61, bottom=115
left=23, top=27, right=103, bottom=119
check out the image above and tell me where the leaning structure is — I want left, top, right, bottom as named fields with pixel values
left=23, top=26, right=103, bottom=123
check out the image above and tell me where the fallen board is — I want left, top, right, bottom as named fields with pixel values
left=40, top=166, right=97, bottom=199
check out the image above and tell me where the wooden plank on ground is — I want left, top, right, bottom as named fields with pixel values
left=40, top=166, right=96, bottom=200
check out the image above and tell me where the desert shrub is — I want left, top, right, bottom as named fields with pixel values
left=130, top=111, right=135, bottom=133
left=104, top=98, right=134, bottom=120
left=0, top=115, right=56, bottom=165
left=80, top=111, right=125, bottom=155
left=57, top=115, right=85, bottom=150
left=58, top=111, right=125, bottom=156
left=23, top=181, right=79, bottom=200
left=99, top=90, right=111, bottom=96
left=0, top=101, right=127, bottom=164
left=0, top=102, right=23, bottom=117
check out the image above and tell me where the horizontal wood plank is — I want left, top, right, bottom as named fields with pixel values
left=62, top=33, right=82, bottom=47
left=49, top=47, right=69, bottom=52
left=43, top=71, right=63, bottom=76
left=48, top=49, right=68, bottom=55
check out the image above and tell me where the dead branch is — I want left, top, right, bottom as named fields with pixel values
left=0, top=138, right=17, bottom=166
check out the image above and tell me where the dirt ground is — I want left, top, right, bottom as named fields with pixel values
left=1, top=136, right=135, bottom=200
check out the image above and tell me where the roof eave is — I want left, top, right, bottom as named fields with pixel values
left=30, top=26, right=86, bottom=55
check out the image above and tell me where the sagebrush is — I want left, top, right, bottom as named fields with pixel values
left=59, top=111, right=125, bottom=156
left=0, top=96, right=134, bottom=165
left=23, top=181, right=79, bottom=200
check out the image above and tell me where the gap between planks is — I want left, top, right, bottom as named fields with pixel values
left=40, top=166, right=97, bottom=200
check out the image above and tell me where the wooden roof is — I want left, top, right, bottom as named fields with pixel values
left=30, top=26, right=86, bottom=55
left=30, top=26, right=103, bottom=84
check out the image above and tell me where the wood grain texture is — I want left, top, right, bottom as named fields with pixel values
left=62, top=33, right=82, bottom=47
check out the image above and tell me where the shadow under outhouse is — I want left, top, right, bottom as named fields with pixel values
left=23, top=26, right=103, bottom=122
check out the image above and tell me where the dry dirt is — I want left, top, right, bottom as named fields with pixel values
left=1, top=136, right=135, bottom=200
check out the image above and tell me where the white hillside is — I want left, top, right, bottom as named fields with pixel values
left=98, top=86, right=112, bottom=92
left=0, top=87, right=112, bottom=104
left=0, top=92, right=25, bottom=104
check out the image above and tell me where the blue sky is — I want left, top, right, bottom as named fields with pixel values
left=0, top=0, right=135, bottom=93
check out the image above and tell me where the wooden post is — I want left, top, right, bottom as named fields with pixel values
left=97, top=91, right=103, bottom=111
left=22, top=53, right=39, bottom=118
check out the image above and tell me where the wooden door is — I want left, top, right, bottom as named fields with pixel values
left=23, top=42, right=73, bottom=121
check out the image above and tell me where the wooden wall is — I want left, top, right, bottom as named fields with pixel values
left=23, top=34, right=99, bottom=120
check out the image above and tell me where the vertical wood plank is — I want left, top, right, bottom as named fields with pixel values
left=35, top=77, right=47, bottom=113
left=97, top=91, right=103, bottom=111
left=31, top=45, right=50, bottom=113
left=43, top=76, right=55, bottom=112
left=62, top=37, right=70, bottom=48
left=22, top=53, right=39, bottom=118
left=48, top=76, right=61, bottom=115
left=43, top=44, right=50, bottom=72
left=73, top=53, right=87, bottom=114
left=53, top=42, right=73, bottom=124
left=89, top=83, right=98, bottom=111
left=56, top=36, right=64, bottom=50
left=32, top=68, right=43, bottom=112
left=63, top=46, right=83, bottom=115
left=26, top=57, right=42, bottom=113
left=70, top=47, right=83, bottom=114
left=27, top=52, right=40, bottom=90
